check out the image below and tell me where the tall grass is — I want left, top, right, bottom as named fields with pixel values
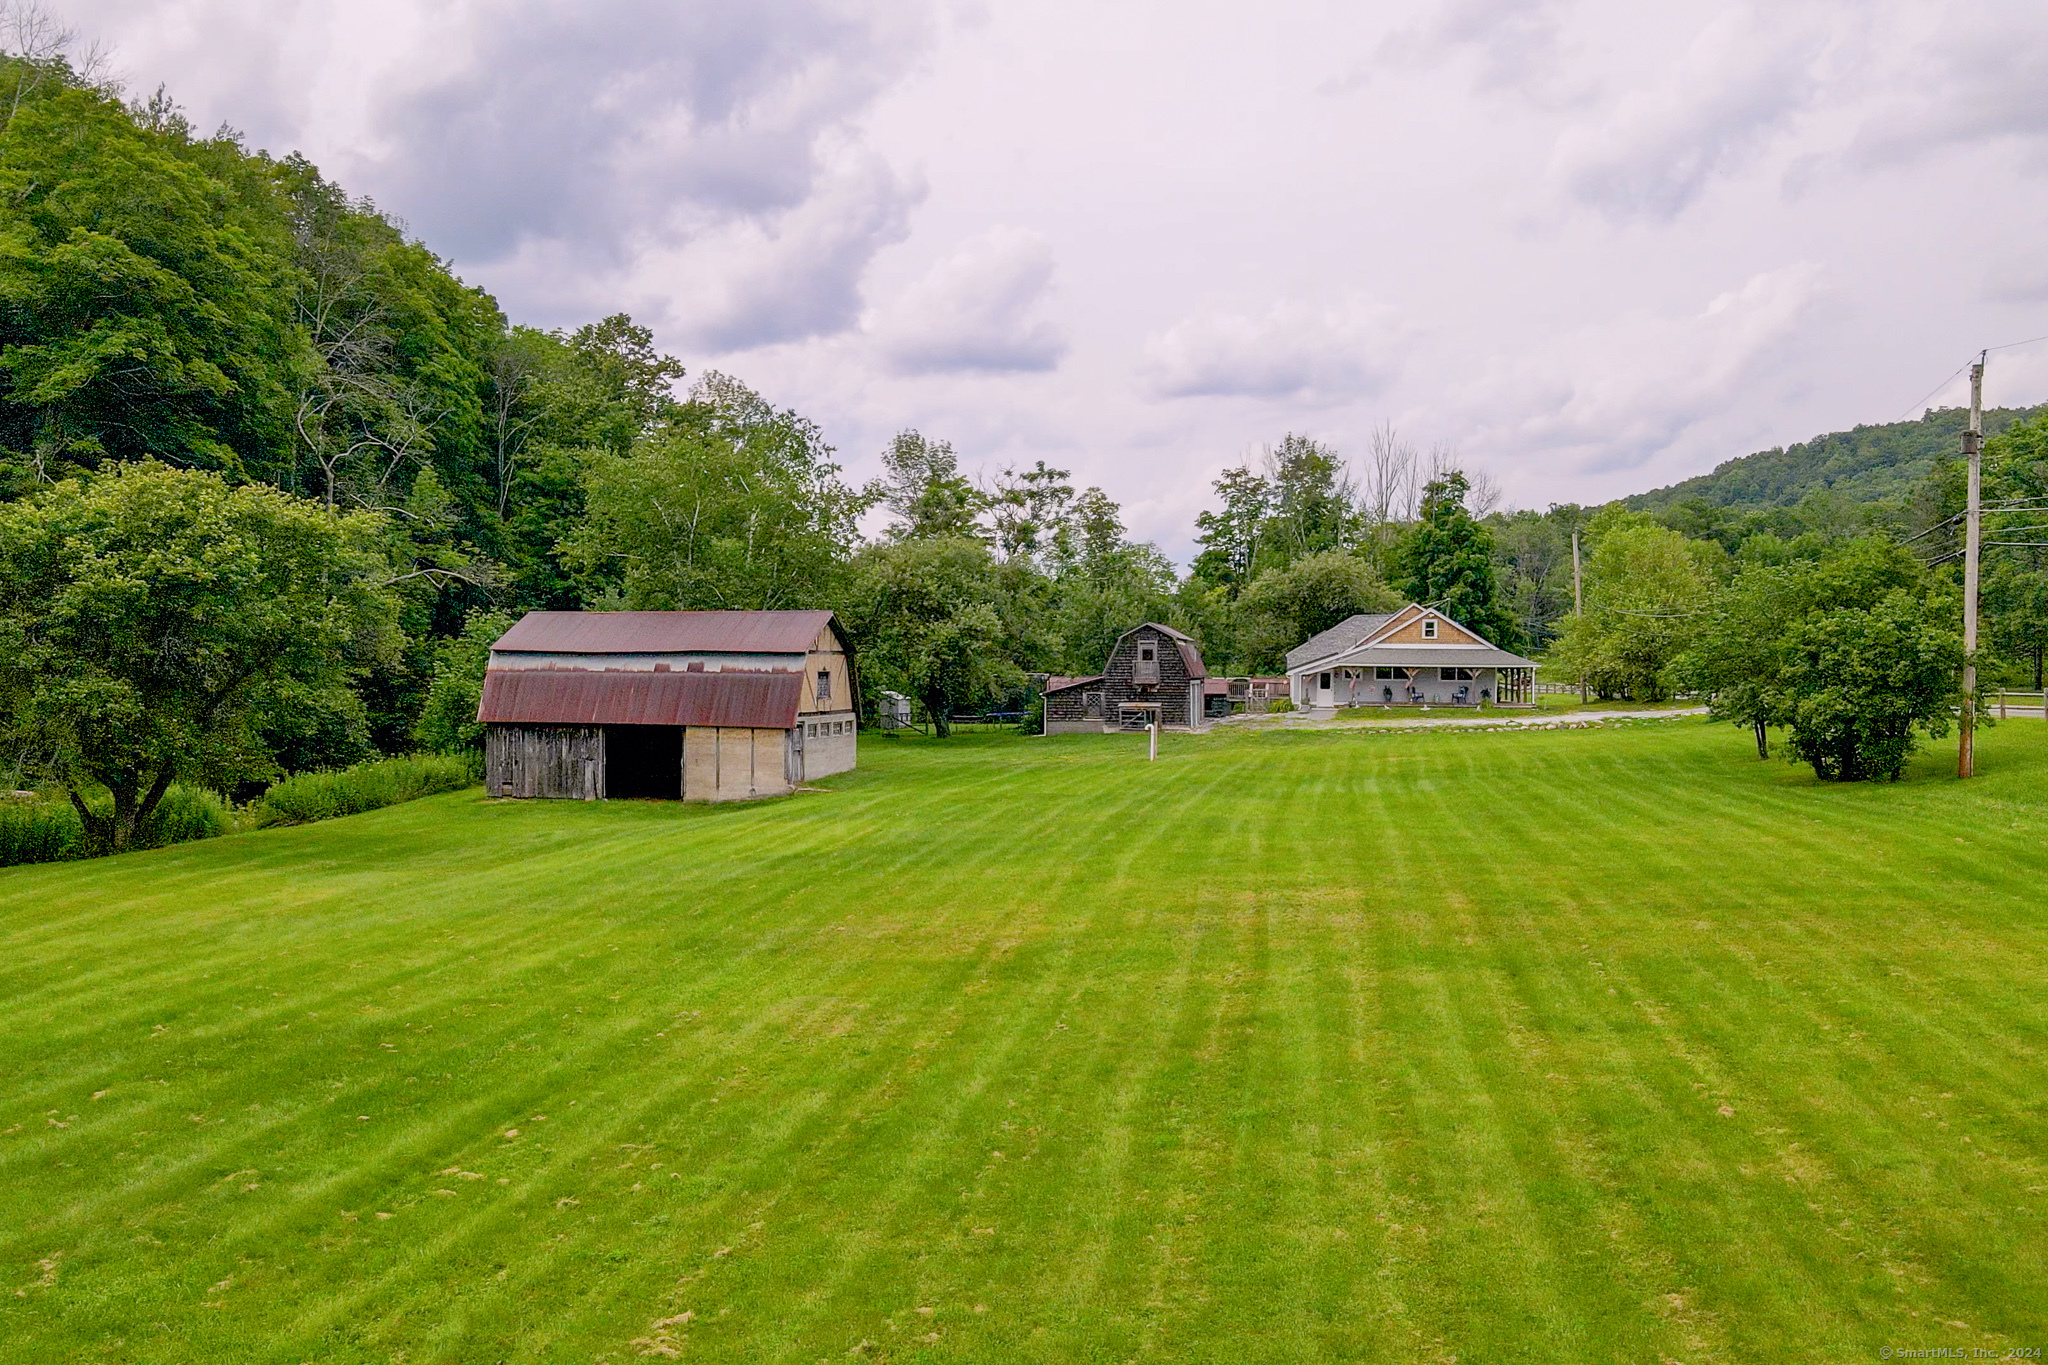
left=0, top=784, right=234, bottom=868
left=251, top=752, right=480, bottom=827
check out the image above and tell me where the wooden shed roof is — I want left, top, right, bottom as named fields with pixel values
left=477, top=668, right=804, bottom=729
left=493, top=610, right=838, bottom=656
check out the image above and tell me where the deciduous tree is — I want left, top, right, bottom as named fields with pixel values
left=0, top=463, right=397, bottom=849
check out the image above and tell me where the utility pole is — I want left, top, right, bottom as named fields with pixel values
left=1572, top=529, right=1587, bottom=705
left=1960, top=353, right=1985, bottom=779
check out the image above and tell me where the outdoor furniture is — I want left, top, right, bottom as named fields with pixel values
left=1382, top=686, right=1394, bottom=703
left=1453, top=685, right=1470, bottom=705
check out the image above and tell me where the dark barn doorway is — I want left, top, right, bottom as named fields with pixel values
left=602, top=725, right=681, bottom=799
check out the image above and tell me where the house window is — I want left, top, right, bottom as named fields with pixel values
left=808, top=723, right=818, bottom=737
left=1374, top=666, right=1396, bottom=680
left=1440, top=667, right=1475, bottom=681
left=1422, top=619, right=1438, bottom=638
left=816, top=668, right=832, bottom=702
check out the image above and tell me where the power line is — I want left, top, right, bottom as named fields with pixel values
left=1894, top=331, right=2048, bottom=423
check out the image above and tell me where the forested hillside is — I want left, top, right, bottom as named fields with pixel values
left=1625, top=404, right=2048, bottom=511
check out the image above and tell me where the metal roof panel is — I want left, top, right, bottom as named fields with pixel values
left=493, top=610, right=838, bottom=656
left=476, top=668, right=805, bottom=729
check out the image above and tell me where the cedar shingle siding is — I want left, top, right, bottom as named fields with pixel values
left=1042, top=624, right=1206, bottom=734
left=1104, top=627, right=1199, bottom=727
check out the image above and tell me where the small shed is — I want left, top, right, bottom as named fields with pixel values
left=477, top=610, right=858, bottom=801
left=1042, top=623, right=1207, bottom=734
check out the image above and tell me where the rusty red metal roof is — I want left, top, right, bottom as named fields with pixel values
left=477, top=668, right=804, bottom=729
left=493, top=610, right=838, bottom=656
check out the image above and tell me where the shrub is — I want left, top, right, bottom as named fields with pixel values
left=128, top=785, right=236, bottom=849
left=1267, top=698, right=1295, bottom=713
left=0, top=784, right=233, bottom=867
left=0, top=797, right=80, bottom=867
left=253, top=753, right=480, bottom=827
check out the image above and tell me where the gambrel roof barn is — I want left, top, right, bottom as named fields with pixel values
left=477, top=610, right=859, bottom=801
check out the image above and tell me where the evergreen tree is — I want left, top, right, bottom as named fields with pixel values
left=1394, top=471, right=1518, bottom=646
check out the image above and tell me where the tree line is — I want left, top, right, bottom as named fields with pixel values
left=0, top=43, right=2035, bottom=846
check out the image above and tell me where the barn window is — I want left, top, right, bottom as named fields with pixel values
left=816, top=669, right=832, bottom=702
left=1422, top=619, right=1438, bottom=638
left=808, top=723, right=818, bottom=737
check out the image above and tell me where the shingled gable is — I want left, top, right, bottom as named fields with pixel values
left=1121, top=621, right=1206, bottom=679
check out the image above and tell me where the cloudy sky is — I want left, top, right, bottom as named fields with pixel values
left=67, top=0, right=2048, bottom=558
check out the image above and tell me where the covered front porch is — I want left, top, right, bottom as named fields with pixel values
left=1296, top=659, right=1537, bottom=709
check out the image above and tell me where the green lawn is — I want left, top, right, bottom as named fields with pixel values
left=4, top=719, right=2045, bottom=1363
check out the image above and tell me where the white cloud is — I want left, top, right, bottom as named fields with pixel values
left=1141, top=299, right=1400, bottom=404
left=1847, top=3, right=2048, bottom=168
left=1464, top=263, right=1828, bottom=475
left=1548, top=8, right=1835, bottom=221
left=870, top=227, right=1067, bottom=375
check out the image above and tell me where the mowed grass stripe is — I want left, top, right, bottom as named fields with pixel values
left=3, top=720, right=2046, bottom=1361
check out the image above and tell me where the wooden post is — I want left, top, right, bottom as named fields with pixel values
left=2000, top=690, right=2007, bottom=721
left=1961, top=354, right=1984, bottom=778
left=1572, top=529, right=1587, bottom=705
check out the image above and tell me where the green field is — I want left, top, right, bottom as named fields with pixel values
left=4, top=719, right=2045, bottom=1362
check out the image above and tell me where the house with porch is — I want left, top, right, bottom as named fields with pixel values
left=1042, top=623, right=1208, bottom=734
left=1286, top=604, right=1536, bottom=710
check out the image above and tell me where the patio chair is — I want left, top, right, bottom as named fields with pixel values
left=1453, top=685, right=1470, bottom=705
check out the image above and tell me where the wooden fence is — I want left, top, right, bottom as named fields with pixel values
left=1996, top=690, right=2047, bottom=718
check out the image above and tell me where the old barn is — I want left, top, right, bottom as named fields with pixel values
left=478, top=610, right=858, bottom=802
left=1042, top=622, right=1208, bottom=733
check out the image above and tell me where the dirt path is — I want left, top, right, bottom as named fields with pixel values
left=1223, top=705, right=1710, bottom=732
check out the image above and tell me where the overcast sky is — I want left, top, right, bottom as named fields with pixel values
left=67, top=0, right=2048, bottom=558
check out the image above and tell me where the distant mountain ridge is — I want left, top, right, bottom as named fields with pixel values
left=1622, top=404, right=2048, bottom=511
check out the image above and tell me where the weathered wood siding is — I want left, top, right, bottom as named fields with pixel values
left=485, top=724, right=603, bottom=800
left=1103, top=628, right=1198, bottom=727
